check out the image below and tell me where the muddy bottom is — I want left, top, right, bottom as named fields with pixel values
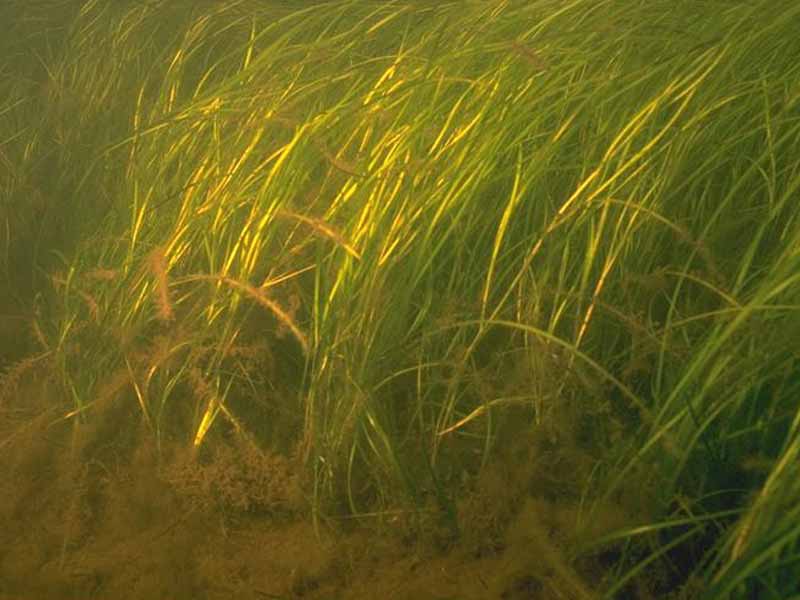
left=1, top=367, right=645, bottom=600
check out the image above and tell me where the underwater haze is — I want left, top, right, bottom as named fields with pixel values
left=1, top=0, right=799, bottom=598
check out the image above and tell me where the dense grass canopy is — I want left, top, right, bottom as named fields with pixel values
left=1, top=0, right=799, bottom=597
